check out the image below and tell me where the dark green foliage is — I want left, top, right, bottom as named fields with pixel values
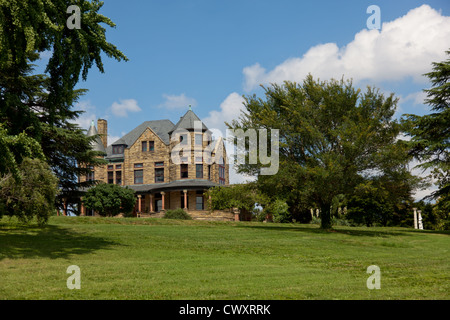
left=0, top=123, right=45, bottom=181
left=265, top=199, right=290, bottom=223
left=228, top=75, right=410, bottom=229
left=403, top=50, right=450, bottom=229
left=83, top=184, right=136, bottom=217
left=0, top=0, right=128, bottom=215
left=346, top=181, right=391, bottom=227
left=206, top=184, right=258, bottom=213
left=0, top=158, right=59, bottom=226
left=163, top=208, right=192, bottom=220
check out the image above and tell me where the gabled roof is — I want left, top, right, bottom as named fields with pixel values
left=105, top=119, right=175, bottom=159
left=169, top=109, right=208, bottom=133
left=86, top=121, right=106, bottom=154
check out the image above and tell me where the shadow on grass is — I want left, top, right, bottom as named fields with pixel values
left=236, top=223, right=449, bottom=237
left=0, top=224, right=119, bottom=260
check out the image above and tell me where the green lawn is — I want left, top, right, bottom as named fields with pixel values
left=0, top=216, right=448, bottom=300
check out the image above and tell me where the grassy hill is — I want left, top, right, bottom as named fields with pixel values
left=0, top=216, right=448, bottom=299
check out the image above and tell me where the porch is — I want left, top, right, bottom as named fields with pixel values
left=128, top=179, right=239, bottom=221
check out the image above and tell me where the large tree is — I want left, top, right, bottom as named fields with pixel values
left=228, top=75, right=414, bottom=229
left=0, top=0, right=128, bottom=214
left=403, top=50, right=450, bottom=212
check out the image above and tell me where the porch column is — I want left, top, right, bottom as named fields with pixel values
left=137, top=195, right=142, bottom=217
left=233, top=208, right=240, bottom=221
left=80, top=198, right=86, bottom=216
left=150, top=194, right=154, bottom=212
left=161, top=192, right=165, bottom=211
left=183, top=189, right=188, bottom=210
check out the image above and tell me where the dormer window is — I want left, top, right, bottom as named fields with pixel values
left=112, top=145, right=125, bottom=154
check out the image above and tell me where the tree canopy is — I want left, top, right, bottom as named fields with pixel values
left=0, top=0, right=128, bottom=219
left=227, top=75, right=419, bottom=229
left=403, top=50, right=450, bottom=227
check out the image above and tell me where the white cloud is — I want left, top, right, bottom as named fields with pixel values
left=202, top=92, right=245, bottom=135
left=107, top=135, right=121, bottom=146
left=110, top=99, right=141, bottom=117
left=243, top=5, right=450, bottom=91
left=158, top=93, right=197, bottom=110
left=402, top=91, right=428, bottom=106
left=202, top=93, right=256, bottom=185
left=72, top=100, right=97, bottom=129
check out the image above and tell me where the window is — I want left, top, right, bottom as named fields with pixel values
left=134, top=163, right=143, bottom=168
left=108, top=171, right=114, bottom=184
left=155, top=168, right=164, bottom=183
left=196, top=196, right=204, bottom=210
left=155, top=161, right=164, bottom=167
left=134, top=169, right=143, bottom=184
left=208, top=165, right=211, bottom=180
left=196, top=164, right=203, bottom=179
left=116, top=171, right=122, bottom=185
left=181, top=164, right=188, bottom=178
left=149, top=141, right=155, bottom=151
left=142, top=141, right=147, bottom=152
left=115, top=164, right=122, bottom=170
left=112, top=145, right=124, bottom=154
left=107, top=165, right=114, bottom=171
left=86, top=168, right=95, bottom=181
left=195, top=134, right=203, bottom=146
left=180, top=134, right=188, bottom=145
left=196, top=191, right=204, bottom=210
left=219, top=164, right=225, bottom=185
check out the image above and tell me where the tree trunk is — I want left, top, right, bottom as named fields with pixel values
left=320, top=204, right=333, bottom=229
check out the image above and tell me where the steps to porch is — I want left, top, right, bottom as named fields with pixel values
left=136, top=210, right=236, bottom=221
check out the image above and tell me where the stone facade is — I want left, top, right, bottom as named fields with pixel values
left=80, top=109, right=231, bottom=219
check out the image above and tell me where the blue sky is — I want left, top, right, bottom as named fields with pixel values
left=39, top=0, right=450, bottom=198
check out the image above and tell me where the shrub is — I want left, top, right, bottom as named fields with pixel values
left=0, top=158, right=58, bottom=226
left=163, top=208, right=192, bottom=220
left=83, top=183, right=136, bottom=217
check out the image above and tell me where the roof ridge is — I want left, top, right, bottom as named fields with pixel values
left=169, top=109, right=208, bottom=133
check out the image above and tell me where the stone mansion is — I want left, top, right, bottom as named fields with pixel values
left=79, top=108, right=231, bottom=219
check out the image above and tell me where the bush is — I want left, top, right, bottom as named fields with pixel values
left=0, top=158, right=59, bottom=226
left=268, top=199, right=290, bottom=223
left=83, top=183, right=136, bottom=217
left=163, top=208, right=192, bottom=220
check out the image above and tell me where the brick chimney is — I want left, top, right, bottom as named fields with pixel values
left=97, top=119, right=108, bottom=148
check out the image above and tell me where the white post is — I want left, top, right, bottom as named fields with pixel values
left=418, top=210, right=423, bottom=230
left=413, top=208, right=418, bottom=229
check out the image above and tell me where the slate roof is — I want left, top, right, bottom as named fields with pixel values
left=89, top=109, right=210, bottom=160
left=105, top=119, right=174, bottom=160
left=169, top=110, right=208, bottom=133
left=86, top=121, right=106, bottom=154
